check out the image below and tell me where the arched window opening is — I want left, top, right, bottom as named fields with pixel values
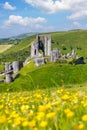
left=34, top=49, right=36, bottom=55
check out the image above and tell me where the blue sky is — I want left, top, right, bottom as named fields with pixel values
left=0, top=0, right=87, bottom=38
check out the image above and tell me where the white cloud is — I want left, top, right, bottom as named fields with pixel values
left=3, top=2, right=16, bottom=10
left=4, top=15, right=47, bottom=26
left=25, top=0, right=87, bottom=20
left=68, top=10, right=87, bottom=20
left=25, top=0, right=70, bottom=13
left=73, top=21, right=81, bottom=27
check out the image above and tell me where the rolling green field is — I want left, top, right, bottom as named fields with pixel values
left=0, top=45, right=13, bottom=53
left=0, top=36, right=35, bottom=71
left=0, top=30, right=87, bottom=130
left=51, top=30, right=87, bottom=58
left=0, top=30, right=87, bottom=91
left=0, top=30, right=87, bottom=72
left=0, top=62, right=87, bottom=92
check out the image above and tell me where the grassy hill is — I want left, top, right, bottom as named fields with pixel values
left=0, top=30, right=87, bottom=91
left=0, top=30, right=87, bottom=130
left=51, top=30, right=87, bottom=58
left=0, top=30, right=87, bottom=72
left=0, top=45, right=13, bottom=53
left=0, top=35, right=36, bottom=71
left=0, top=62, right=87, bottom=92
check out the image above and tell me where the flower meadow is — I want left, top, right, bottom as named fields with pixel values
left=0, top=87, right=87, bottom=130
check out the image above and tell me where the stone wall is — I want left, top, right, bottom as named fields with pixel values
left=34, top=57, right=45, bottom=66
left=31, top=41, right=39, bottom=58
left=51, top=49, right=61, bottom=62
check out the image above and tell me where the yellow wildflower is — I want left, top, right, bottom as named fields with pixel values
left=28, top=120, right=36, bottom=127
left=73, top=105, right=78, bottom=109
left=0, top=115, right=6, bottom=123
left=82, top=115, right=87, bottom=121
left=21, top=105, right=29, bottom=113
left=10, top=111, right=19, bottom=118
left=57, top=107, right=61, bottom=111
left=5, top=109, right=9, bottom=114
left=46, top=112, right=56, bottom=119
left=40, top=121, right=48, bottom=128
left=35, top=94, right=42, bottom=98
left=77, top=123, right=84, bottom=130
left=0, top=105, right=3, bottom=109
left=34, top=127, right=38, bottom=130
left=61, top=94, right=69, bottom=100
left=64, top=108, right=71, bottom=114
left=64, top=109, right=74, bottom=118
left=14, top=119, right=21, bottom=126
left=28, top=112, right=33, bottom=117
left=7, top=119, right=12, bottom=124
left=38, top=103, right=51, bottom=111
left=22, top=121, right=29, bottom=127
left=83, top=101, right=87, bottom=107
left=36, top=112, right=45, bottom=120
left=66, top=111, right=74, bottom=118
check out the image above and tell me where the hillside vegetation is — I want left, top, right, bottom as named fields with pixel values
left=0, top=36, right=36, bottom=71
left=51, top=30, right=87, bottom=59
left=0, top=45, right=13, bottom=53
left=0, top=30, right=87, bottom=130
left=0, top=62, right=87, bottom=92
left=0, top=30, right=87, bottom=91
left=0, top=30, right=87, bottom=72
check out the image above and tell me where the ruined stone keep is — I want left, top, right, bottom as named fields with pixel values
left=31, top=35, right=51, bottom=58
left=5, top=61, right=23, bottom=83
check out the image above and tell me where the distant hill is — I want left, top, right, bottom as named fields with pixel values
left=0, top=32, right=36, bottom=45
left=9, top=32, right=37, bottom=40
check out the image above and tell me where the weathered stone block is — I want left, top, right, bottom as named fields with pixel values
left=6, top=74, right=13, bottom=83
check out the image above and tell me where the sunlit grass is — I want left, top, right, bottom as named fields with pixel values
left=0, top=45, right=13, bottom=53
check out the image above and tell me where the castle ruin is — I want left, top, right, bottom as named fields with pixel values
left=0, top=34, right=79, bottom=83
left=30, top=34, right=78, bottom=66
left=31, top=35, right=51, bottom=58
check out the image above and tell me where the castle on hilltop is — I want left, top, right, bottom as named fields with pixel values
left=31, top=35, right=51, bottom=58
left=30, top=34, right=61, bottom=66
left=1, top=34, right=81, bottom=83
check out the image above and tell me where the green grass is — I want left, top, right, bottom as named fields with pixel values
left=0, top=30, right=87, bottom=129
left=0, top=64, right=4, bottom=72
left=1, top=36, right=35, bottom=54
left=0, top=30, right=87, bottom=72
left=0, top=36, right=36, bottom=71
left=0, top=30, right=87, bottom=92
left=0, top=45, right=13, bottom=53
left=51, top=30, right=87, bottom=59
left=0, top=62, right=87, bottom=92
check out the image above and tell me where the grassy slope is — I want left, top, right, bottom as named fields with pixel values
left=1, top=62, right=87, bottom=92
left=0, top=36, right=36, bottom=71
left=0, top=30, right=87, bottom=92
left=0, top=45, right=13, bottom=53
left=51, top=30, right=87, bottom=59
left=13, top=63, right=87, bottom=88
left=2, top=36, right=35, bottom=54
left=0, top=30, right=87, bottom=72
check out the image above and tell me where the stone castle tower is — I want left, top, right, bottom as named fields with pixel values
left=44, top=35, right=51, bottom=56
left=31, top=35, right=51, bottom=58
